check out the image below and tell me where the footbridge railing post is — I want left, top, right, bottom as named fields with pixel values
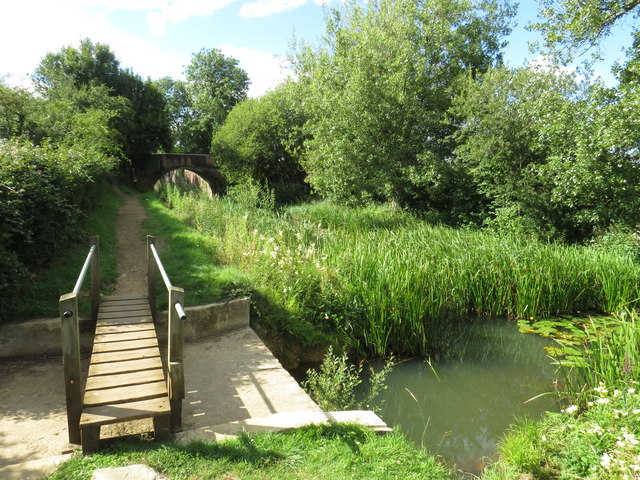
left=59, top=236, right=100, bottom=444
left=147, top=237, right=186, bottom=431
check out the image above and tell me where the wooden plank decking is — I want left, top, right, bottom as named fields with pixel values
left=79, top=294, right=171, bottom=453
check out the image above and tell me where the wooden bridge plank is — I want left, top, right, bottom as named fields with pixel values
left=89, top=347, right=160, bottom=365
left=98, top=309, right=152, bottom=320
left=83, top=381, right=168, bottom=407
left=95, top=323, right=156, bottom=335
left=94, top=329, right=157, bottom=343
left=79, top=293, right=171, bottom=437
left=102, top=294, right=148, bottom=302
left=99, top=305, right=151, bottom=315
left=80, top=397, right=171, bottom=427
left=93, top=338, right=158, bottom=353
left=85, top=369, right=165, bottom=391
left=96, top=316, right=154, bottom=326
left=88, top=356, right=163, bottom=376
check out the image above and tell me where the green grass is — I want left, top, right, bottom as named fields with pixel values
left=484, top=382, right=640, bottom=479
left=147, top=183, right=640, bottom=357
left=139, top=192, right=252, bottom=309
left=48, top=424, right=452, bottom=480
left=14, top=178, right=120, bottom=319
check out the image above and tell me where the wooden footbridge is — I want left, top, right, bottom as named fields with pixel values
left=59, top=236, right=186, bottom=453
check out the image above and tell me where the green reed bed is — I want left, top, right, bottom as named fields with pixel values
left=154, top=184, right=640, bottom=357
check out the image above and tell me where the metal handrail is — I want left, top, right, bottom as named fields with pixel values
left=149, top=243, right=171, bottom=291
left=73, top=244, right=96, bottom=294
left=148, top=241, right=185, bottom=320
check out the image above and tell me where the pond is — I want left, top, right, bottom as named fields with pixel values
left=374, top=318, right=558, bottom=477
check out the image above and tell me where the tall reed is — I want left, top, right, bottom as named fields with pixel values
left=155, top=184, right=640, bottom=357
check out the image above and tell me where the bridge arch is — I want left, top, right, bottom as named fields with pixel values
left=136, top=153, right=225, bottom=193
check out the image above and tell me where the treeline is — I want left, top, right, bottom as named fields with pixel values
left=0, top=39, right=171, bottom=315
left=207, top=0, right=640, bottom=245
left=0, top=38, right=251, bottom=317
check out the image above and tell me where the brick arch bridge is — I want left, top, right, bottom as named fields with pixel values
left=136, top=153, right=225, bottom=192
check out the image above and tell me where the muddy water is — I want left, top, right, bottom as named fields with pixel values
left=375, top=319, right=557, bottom=476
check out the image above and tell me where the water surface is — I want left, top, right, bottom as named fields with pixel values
left=375, top=318, right=557, bottom=476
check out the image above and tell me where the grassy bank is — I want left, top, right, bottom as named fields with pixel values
left=148, top=183, right=640, bottom=357
left=14, top=178, right=120, bottom=319
left=49, top=424, right=452, bottom=480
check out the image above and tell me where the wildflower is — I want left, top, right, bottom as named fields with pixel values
left=594, top=385, right=608, bottom=395
left=587, top=425, right=604, bottom=435
left=564, top=405, right=579, bottom=414
left=628, top=387, right=636, bottom=394
left=596, top=397, right=610, bottom=404
left=601, top=452, right=612, bottom=470
left=541, top=434, right=547, bottom=441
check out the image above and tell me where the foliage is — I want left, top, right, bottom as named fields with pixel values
left=303, top=346, right=393, bottom=412
left=49, top=424, right=452, bottom=480
left=150, top=185, right=640, bottom=357
left=293, top=0, right=515, bottom=209
left=487, top=383, right=640, bottom=479
left=34, top=38, right=171, bottom=168
left=532, top=0, right=640, bottom=63
left=522, top=312, right=640, bottom=403
left=0, top=139, right=116, bottom=320
left=183, top=48, right=249, bottom=153
left=153, top=77, right=199, bottom=153
left=14, top=179, right=120, bottom=319
left=211, top=81, right=309, bottom=203
left=452, top=65, right=640, bottom=242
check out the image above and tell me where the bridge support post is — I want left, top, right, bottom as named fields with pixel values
left=147, top=236, right=157, bottom=322
left=60, top=293, right=82, bottom=444
left=90, top=236, right=100, bottom=324
left=168, top=286, right=185, bottom=430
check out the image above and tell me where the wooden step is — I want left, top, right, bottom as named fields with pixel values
left=80, top=397, right=171, bottom=428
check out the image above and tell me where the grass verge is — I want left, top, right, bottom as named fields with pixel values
left=14, top=178, right=120, bottom=319
left=48, top=424, right=452, bottom=480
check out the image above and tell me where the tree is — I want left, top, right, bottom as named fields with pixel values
left=452, top=65, right=640, bottom=241
left=211, top=81, right=309, bottom=201
left=533, top=0, right=640, bottom=63
left=34, top=39, right=170, bottom=169
left=184, top=48, right=249, bottom=153
left=293, top=0, right=515, bottom=212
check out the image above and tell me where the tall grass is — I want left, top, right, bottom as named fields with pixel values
left=153, top=183, right=640, bottom=357
left=552, top=311, right=640, bottom=400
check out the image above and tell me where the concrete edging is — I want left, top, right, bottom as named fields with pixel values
left=0, top=297, right=249, bottom=358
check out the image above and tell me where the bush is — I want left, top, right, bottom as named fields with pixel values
left=0, top=138, right=115, bottom=320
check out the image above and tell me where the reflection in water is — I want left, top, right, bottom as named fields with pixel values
left=375, top=318, right=557, bottom=476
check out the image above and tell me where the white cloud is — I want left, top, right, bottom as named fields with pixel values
left=240, top=0, right=307, bottom=18
left=218, top=44, right=294, bottom=97
left=144, top=0, right=239, bottom=36
left=0, top=0, right=187, bottom=86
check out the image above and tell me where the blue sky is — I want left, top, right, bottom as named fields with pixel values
left=0, top=0, right=636, bottom=97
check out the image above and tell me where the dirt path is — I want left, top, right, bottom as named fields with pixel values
left=0, top=183, right=152, bottom=472
left=110, top=180, right=149, bottom=295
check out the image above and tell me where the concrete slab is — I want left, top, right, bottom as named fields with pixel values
left=91, top=464, right=167, bottom=480
left=181, top=326, right=322, bottom=432
left=176, top=410, right=391, bottom=444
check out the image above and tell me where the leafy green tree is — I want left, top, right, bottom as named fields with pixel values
left=211, top=81, right=308, bottom=201
left=294, top=0, right=515, bottom=211
left=532, top=0, right=640, bottom=62
left=34, top=38, right=170, bottom=168
left=0, top=83, right=44, bottom=140
left=453, top=65, right=640, bottom=241
left=184, top=48, right=249, bottom=153
left=154, top=77, right=199, bottom=152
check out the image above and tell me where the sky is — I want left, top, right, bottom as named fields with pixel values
left=0, top=0, right=637, bottom=97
